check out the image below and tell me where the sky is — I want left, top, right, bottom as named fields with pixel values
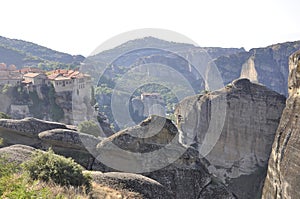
left=0, top=0, right=300, bottom=56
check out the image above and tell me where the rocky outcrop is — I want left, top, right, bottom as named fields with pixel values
left=39, top=129, right=101, bottom=150
left=0, top=117, right=75, bottom=137
left=87, top=171, right=174, bottom=199
left=0, top=144, right=172, bottom=199
left=0, top=144, right=36, bottom=164
left=0, top=117, right=76, bottom=147
left=38, top=129, right=102, bottom=168
left=0, top=117, right=101, bottom=169
left=262, top=50, right=300, bottom=199
left=96, top=115, right=236, bottom=199
left=175, top=78, right=286, bottom=199
left=240, top=55, right=258, bottom=82
left=146, top=147, right=236, bottom=199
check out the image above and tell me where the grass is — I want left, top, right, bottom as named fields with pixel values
left=0, top=150, right=91, bottom=199
left=0, top=148, right=146, bottom=199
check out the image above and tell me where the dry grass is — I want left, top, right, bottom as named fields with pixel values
left=24, top=180, right=143, bottom=199
left=89, top=182, right=143, bottom=199
left=30, top=181, right=90, bottom=199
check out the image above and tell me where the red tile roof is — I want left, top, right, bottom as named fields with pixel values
left=47, top=69, right=89, bottom=81
left=23, top=73, right=41, bottom=78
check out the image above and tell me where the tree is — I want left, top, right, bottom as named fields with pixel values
left=78, top=120, right=102, bottom=137
left=90, top=86, right=97, bottom=106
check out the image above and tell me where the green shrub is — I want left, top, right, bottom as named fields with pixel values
left=0, top=112, right=11, bottom=119
left=78, top=120, right=102, bottom=137
left=23, top=149, right=91, bottom=192
left=0, top=156, right=50, bottom=198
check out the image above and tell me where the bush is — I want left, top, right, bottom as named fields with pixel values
left=0, top=156, right=50, bottom=198
left=78, top=120, right=102, bottom=137
left=23, top=149, right=91, bottom=192
left=0, top=112, right=11, bottom=119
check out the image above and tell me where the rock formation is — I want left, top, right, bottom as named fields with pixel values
left=214, top=41, right=300, bottom=96
left=96, top=115, right=236, bottom=199
left=262, top=50, right=300, bottom=199
left=0, top=144, right=172, bottom=199
left=175, top=78, right=286, bottom=199
left=0, top=144, right=37, bottom=164
left=87, top=171, right=174, bottom=199
left=0, top=117, right=101, bottom=169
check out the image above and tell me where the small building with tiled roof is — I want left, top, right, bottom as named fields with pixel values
left=0, top=72, right=22, bottom=86
left=23, top=72, right=49, bottom=85
left=47, top=69, right=91, bottom=93
left=0, top=65, right=22, bottom=86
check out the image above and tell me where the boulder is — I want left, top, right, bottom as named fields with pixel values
left=38, top=128, right=101, bottom=151
left=87, top=171, right=174, bottom=199
left=0, top=117, right=75, bottom=137
left=0, top=144, right=36, bottom=164
left=38, top=128, right=102, bottom=169
left=175, top=78, right=286, bottom=199
left=0, top=117, right=76, bottom=147
left=262, top=50, right=300, bottom=199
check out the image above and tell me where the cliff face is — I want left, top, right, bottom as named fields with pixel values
left=0, top=84, right=93, bottom=125
left=262, top=50, right=300, bottom=199
left=214, top=41, right=300, bottom=96
left=175, top=79, right=286, bottom=199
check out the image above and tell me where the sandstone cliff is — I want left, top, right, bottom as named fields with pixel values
left=262, top=50, right=300, bottom=199
left=214, top=41, right=300, bottom=96
left=0, top=84, right=94, bottom=125
left=175, top=78, right=286, bottom=199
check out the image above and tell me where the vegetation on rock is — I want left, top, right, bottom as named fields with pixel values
left=0, top=112, right=11, bottom=119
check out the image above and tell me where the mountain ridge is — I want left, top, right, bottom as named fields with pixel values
left=0, top=35, right=84, bottom=70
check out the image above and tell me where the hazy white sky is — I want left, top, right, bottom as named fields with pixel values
left=1, top=0, right=299, bottom=56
